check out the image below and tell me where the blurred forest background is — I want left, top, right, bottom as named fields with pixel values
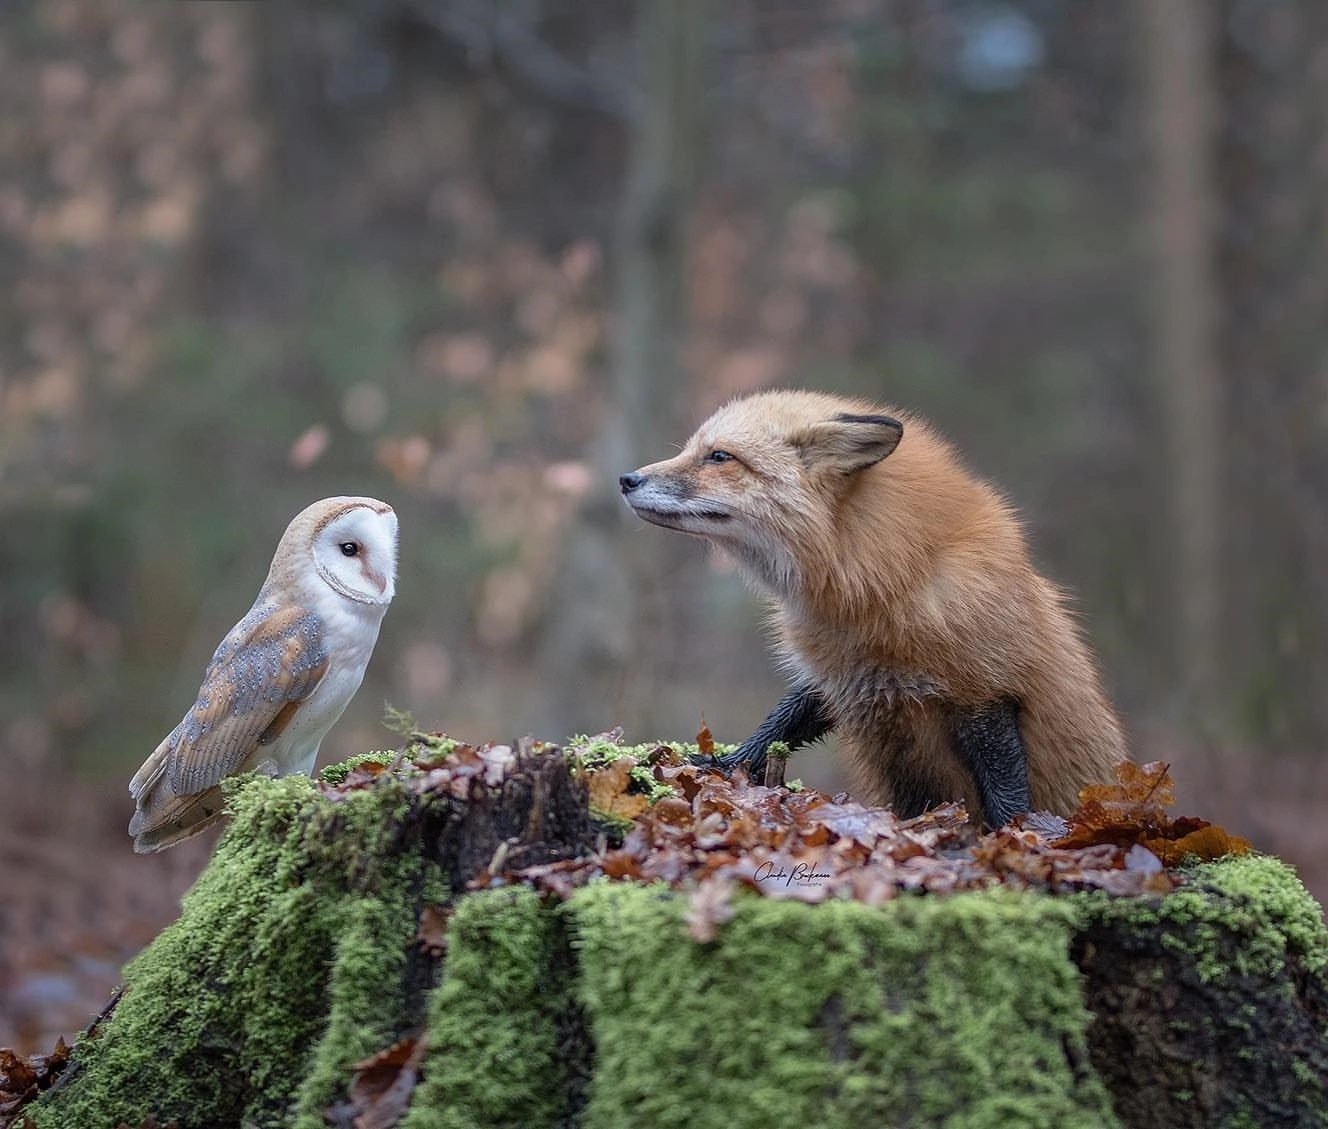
left=4, top=0, right=1328, bottom=1050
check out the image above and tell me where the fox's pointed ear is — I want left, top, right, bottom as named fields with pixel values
left=793, top=412, right=904, bottom=475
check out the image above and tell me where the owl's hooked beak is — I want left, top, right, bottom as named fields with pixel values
left=364, top=564, right=391, bottom=601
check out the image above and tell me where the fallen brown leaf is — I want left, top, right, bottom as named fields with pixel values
left=695, top=721, right=715, bottom=757
left=587, top=757, right=649, bottom=820
left=326, top=1036, right=428, bottom=1129
left=684, top=878, right=735, bottom=942
left=415, top=905, right=452, bottom=957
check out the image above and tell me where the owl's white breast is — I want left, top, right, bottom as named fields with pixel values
left=261, top=586, right=390, bottom=777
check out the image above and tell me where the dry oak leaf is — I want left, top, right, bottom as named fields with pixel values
left=1145, top=823, right=1252, bottom=866
left=695, top=720, right=716, bottom=757
left=1, top=1037, right=72, bottom=1122
left=587, top=756, right=649, bottom=820
left=327, top=1036, right=429, bottom=1129
left=1055, top=761, right=1251, bottom=862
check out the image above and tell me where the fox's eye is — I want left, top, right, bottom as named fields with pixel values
left=705, top=450, right=735, bottom=464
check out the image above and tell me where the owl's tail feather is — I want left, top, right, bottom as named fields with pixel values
left=128, top=728, right=228, bottom=853
left=129, top=782, right=227, bottom=854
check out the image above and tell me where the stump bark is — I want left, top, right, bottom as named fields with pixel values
left=22, top=742, right=1328, bottom=1129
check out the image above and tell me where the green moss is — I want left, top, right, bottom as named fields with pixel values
left=408, top=731, right=460, bottom=757
left=1083, top=854, right=1328, bottom=985
left=32, top=774, right=426, bottom=1129
left=288, top=865, right=419, bottom=1128
left=570, top=883, right=1120, bottom=1129
left=588, top=810, right=637, bottom=840
left=1199, top=855, right=1328, bottom=975
left=568, top=734, right=736, bottom=765
left=628, top=764, right=673, bottom=802
left=569, top=736, right=689, bottom=812
left=318, top=751, right=396, bottom=784
left=403, top=887, right=582, bottom=1129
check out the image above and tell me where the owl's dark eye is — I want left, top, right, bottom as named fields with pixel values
left=705, top=450, right=735, bottom=464
left=339, top=541, right=360, bottom=557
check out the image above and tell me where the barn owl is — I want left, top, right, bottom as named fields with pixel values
left=128, top=496, right=398, bottom=853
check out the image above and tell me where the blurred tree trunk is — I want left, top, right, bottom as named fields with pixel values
left=538, top=0, right=706, bottom=740
left=1213, top=0, right=1328, bottom=748
left=1135, top=0, right=1222, bottom=735
left=1139, top=0, right=1328, bottom=750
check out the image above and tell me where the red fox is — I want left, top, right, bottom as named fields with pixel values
left=619, top=389, right=1127, bottom=826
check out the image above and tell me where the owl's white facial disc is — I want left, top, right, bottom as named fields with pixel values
left=312, top=503, right=398, bottom=605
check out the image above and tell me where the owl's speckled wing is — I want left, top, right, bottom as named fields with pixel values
left=130, top=602, right=329, bottom=805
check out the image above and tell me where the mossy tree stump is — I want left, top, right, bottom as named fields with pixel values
left=25, top=742, right=1328, bottom=1129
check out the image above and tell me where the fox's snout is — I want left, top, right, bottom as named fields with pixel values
left=619, top=471, right=647, bottom=494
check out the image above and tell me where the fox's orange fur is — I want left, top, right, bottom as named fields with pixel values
left=622, top=389, right=1126, bottom=822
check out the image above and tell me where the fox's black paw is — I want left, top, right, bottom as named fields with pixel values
left=688, top=747, right=767, bottom=783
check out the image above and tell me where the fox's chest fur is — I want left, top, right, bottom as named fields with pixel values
left=780, top=610, right=949, bottom=718
left=778, top=610, right=983, bottom=812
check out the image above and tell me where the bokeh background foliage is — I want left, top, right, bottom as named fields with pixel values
left=3, top=0, right=1328, bottom=1046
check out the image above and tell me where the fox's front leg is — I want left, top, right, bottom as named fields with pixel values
left=707, top=682, right=835, bottom=782
left=948, top=697, right=1030, bottom=828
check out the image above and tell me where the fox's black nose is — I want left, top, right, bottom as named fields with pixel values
left=619, top=472, right=646, bottom=494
